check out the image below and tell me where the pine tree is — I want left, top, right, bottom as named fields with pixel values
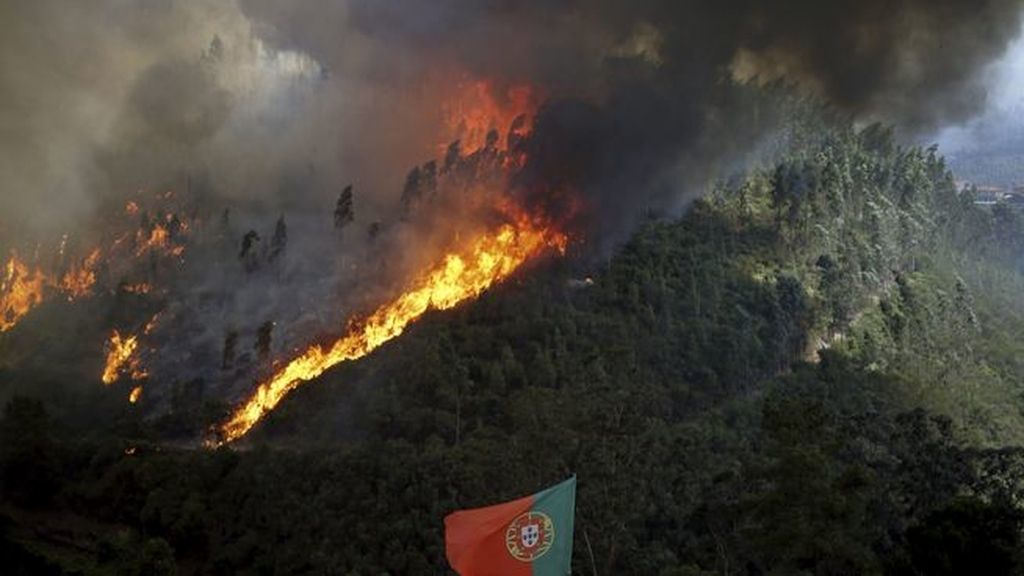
left=334, top=185, right=354, bottom=230
left=256, top=321, right=273, bottom=359
left=222, top=331, right=238, bottom=369
left=240, top=230, right=261, bottom=273
left=270, top=216, right=287, bottom=261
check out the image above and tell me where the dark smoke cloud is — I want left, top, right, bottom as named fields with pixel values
left=332, top=0, right=1022, bottom=128
left=239, top=0, right=1024, bottom=247
left=2, top=0, right=1020, bottom=244
left=1, top=0, right=1021, bottom=425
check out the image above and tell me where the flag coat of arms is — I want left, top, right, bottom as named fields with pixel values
left=445, top=476, right=576, bottom=576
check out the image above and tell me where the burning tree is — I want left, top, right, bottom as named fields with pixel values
left=211, top=206, right=567, bottom=445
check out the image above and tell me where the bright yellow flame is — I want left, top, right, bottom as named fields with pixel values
left=212, top=218, right=566, bottom=445
left=1, top=253, right=47, bottom=332
left=102, top=330, right=140, bottom=385
left=0, top=203, right=190, bottom=332
left=128, top=385, right=143, bottom=404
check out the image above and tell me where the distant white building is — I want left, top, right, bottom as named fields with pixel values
left=972, top=185, right=1008, bottom=205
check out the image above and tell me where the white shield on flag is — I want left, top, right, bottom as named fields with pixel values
left=521, top=523, right=540, bottom=548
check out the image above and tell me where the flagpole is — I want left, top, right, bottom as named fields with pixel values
left=582, top=526, right=598, bottom=576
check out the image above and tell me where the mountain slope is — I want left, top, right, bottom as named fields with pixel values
left=4, top=121, right=1024, bottom=575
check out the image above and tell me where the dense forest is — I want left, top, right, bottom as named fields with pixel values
left=4, top=116, right=1024, bottom=575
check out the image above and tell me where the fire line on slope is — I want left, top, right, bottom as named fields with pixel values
left=210, top=211, right=566, bottom=446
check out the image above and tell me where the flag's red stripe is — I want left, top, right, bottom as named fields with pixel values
left=445, top=493, right=535, bottom=576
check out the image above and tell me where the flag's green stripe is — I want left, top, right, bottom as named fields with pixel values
left=530, top=476, right=576, bottom=576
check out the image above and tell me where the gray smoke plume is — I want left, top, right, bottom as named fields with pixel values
left=2, top=0, right=1023, bottom=418
left=3, top=0, right=1021, bottom=241
left=241, top=0, right=1024, bottom=245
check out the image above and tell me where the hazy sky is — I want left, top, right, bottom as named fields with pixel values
left=934, top=22, right=1024, bottom=153
left=3, top=0, right=1024, bottom=245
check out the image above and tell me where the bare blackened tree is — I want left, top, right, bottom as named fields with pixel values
left=421, top=161, right=438, bottom=196
left=255, top=321, right=274, bottom=359
left=334, top=185, right=354, bottom=230
left=270, top=215, right=287, bottom=261
left=240, top=230, right=261, bottom=273
left=222, top=330, right=238, bottom=369
left=400, top=167, right=421, bottom=220
left=443, top=140, right=462, bottom=174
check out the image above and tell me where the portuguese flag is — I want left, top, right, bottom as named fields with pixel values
left=445, top=476, right=576, bottom=576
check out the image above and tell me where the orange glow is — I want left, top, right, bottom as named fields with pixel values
left=133, top=216, right=188, bottom=258
left=0, top=198, right=191, bottom=332
left=128, top=385, right=143, bottom=404
left=143, top=312, right=162, bottom=335
left=442, top=80, right=539, bottom=154
left=101, top=330, right=140, bottom=385
left=135, top=225, right=170, bottom=256
left=59, top=248, right=101, bottom=300
left=212, top=212, right=566, bottom=445
left=1, top=253, right=48, bottom=332
left=122, top=282, right=152, bottom=295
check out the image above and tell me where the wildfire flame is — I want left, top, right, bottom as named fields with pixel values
left=128, top=385, right=143, bottom=404
left=135, top=225, right=172, bottom=256
left=212, top=211, right=566, bottom=445
left=143, top=312, right=162, bottom=335
left=101, top=330, right=140, bottom=385
left=122, top=282, right=152, bottom=295
left=1, top=253, right=48, bottom=332
left=0, top=198, right=192, bottom=332
left=59, top=248, right=102, bottom=300
left=442, top=80, right=538, bottom=154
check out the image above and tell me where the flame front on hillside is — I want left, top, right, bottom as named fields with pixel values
left=0, top=196, right=192, bottom=333
left=211, top=209, right=566, bottom=445
left=1, top=253, right=47, bottom=332
left=1, top=249, right=102, bottom=330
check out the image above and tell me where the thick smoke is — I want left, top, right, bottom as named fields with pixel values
left=315, top=0, right=1023, bottom=245
left=3, top=0, right=1023, bottom=413
left=4, top=0, right=1021, bottom=241
left=0, top=0, right=445, bottom=244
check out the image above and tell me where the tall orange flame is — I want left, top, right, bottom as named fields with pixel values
left=1, top=253, right=48, bottom=332
left=212, top=214, right=566, bottom=445
left=128, top=385, right=143, bottom=404
left=101, top=330, right=140, bottom=385
left=0, top=201, right=191, bottom=332
left=135, top=225, right=171, bottom=256
left=442, top=81, right=538, bottom=154
left=59, top=248, right=102, bottom=300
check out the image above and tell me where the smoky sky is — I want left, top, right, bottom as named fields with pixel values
left=3, top=0, right=1023, bottom=419
left=242, top=0, right=1024, bottom=246
left=2, top=0, right=1023, bottom=244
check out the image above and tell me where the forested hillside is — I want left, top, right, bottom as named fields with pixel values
left=4, top=120, right=1024, bottom=575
